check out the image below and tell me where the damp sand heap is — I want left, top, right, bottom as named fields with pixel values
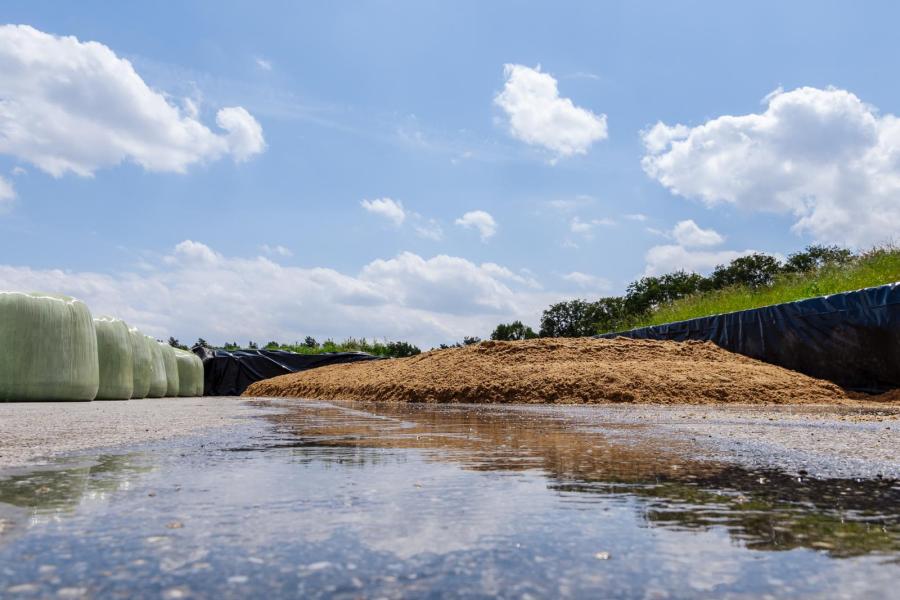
left=244, top=337, right=898, bottom=405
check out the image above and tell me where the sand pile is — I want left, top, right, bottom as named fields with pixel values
left=244, top=337, right=876, bottom=405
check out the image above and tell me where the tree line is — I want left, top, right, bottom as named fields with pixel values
left=491, top=245, right=853, bottom=340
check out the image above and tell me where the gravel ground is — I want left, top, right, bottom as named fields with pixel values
left=0, top=397, right=259, bottom=469
left=1, top=397, right=897, bottom=479
left=485, top=403, right=900, bottom=479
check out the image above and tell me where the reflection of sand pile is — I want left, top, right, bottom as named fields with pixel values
left=245, top=337, right=872, bottom=405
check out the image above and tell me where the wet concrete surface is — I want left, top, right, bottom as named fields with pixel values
left=0, top=399, right=897, bottom=598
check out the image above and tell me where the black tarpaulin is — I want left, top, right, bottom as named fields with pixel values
left=193, top=347, right=383, bottom=396
left=597, top=282, right=900, bottom=393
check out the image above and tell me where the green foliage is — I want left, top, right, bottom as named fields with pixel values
left=708, top=253, right=782, bottom=289
left=539, top=297, right=633, bottom=337
left=167, top=336, right=189, bottom=351
left=220, top=337, right=421, bottom=358
left=636, top=245, right=900, bottom=329
left=491, top=320, right=538, bottom=341
left=531, top=244, right=899, bottom=338
left=782, top=244, right=854, bottom=273
left=539, top=299, right=599, bottom=337
left=625, top=272, right=705, bottom=315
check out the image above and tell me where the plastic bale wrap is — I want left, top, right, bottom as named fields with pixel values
left=159, top=342, right=180, bottom=397
left=128, top=327, right=152, bottom=399
left=0, top=292, right=99, bottom=401
left=146, top=337, right=168, bottom=398
left=192, top=353, right=205, bottom=396
left=174, top=349, right=201, bottom=397
left=94, top=316, right=134, bottom=400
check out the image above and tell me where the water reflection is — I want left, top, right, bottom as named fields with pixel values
left=267, top=401, right=900, bottom=559
left=0, top=455, right=150, bottom=514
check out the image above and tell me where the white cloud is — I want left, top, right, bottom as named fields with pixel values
left=255, top=57, right=272, bottom=71
left=169, top=239, right=221, bottom=265
left=561, top=271, right=610, bottom=291
left=643, top=245, right=755, bottom=276
left=624, top=213, right=648, bottom=222
left=642, top=86, right=900, bottom=246
left=0, top=175, right=15, bottom=210
left=361, top=197, right=406, bottom=227
left=455, top=210, right=497, bottom=241
left=494, top=64, right=607, bottom=158
left=413, top=219, right=444, bottom=241
left=0, top=24, right=265, bottom=178
left=260, top=244, right=293, bottom=257
left=671, top=219, right=724, bottom=247
left=569, top=216, right=615, bottom=238
left=216, top=106, right=266, bottom=161
left=361, top=198, right=444, bottom=240
left=0, top=242, right=561, bottom=347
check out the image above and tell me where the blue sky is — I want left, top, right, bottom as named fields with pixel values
left=1, top=1, right=898, bottom=346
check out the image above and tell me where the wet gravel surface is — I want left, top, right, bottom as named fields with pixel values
left=0, top=398, right=896, bottom=598
left=0, top=397, right=258, bottom=468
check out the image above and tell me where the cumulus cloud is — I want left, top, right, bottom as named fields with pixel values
left=642, top=86, right=900, bottom=246
left=642, top=220, right=755, bottom=276
left=0, top=24, right=265, bottom=178
left=361, top=197, right=406, bottom=226
left=0, top=175, right=15, bottom=210
left=455, top=210, right=497, bottom=241
left=0, top=242, right=562, bottom=347
left=494, top=64, right=608, bottom=158
left=643, top=245, right=755, bottom=276
left=671, top=219, right=724, bottom=247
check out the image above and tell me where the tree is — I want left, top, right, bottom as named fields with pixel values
left=386, top=341, right=421, bottom=357
left=194, top=338, right=210, bottom=349
left=490, top=320, right=538, bottom=341
left=264, top=341, right=280, bottom=350
left=709, top=253, right=781, bottom=289
left=248, top=341, right=258, bottom=350
left=783, top=244, right=854, bottom=273
left=303, top=336, right=318, bottom=348
left=463, top=336, right=482, bottom=346
left=540, top=299, right=600, bottom=337
left=625, top=271, right=706, bottom=315
left=589, top=297, right=630, bottom=334
left=168, top=336, right=188, bottom=350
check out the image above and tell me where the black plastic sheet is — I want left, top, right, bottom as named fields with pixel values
left=193, top=348, right=382, bottom=396
left=597, top=283, right=900, bottom=393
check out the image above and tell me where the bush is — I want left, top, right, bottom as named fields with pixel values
left=491, top=320, right=538, bottom=341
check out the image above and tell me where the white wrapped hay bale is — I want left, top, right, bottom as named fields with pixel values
left=193, top=353, right=205, bottom=396
left=174, top=349, right=201, bottom=397
left=94, top=316, right=134, bottom=400
left=159, top=342, right=180, bottom=397
left=128, top=327, right=152, bottom=399
left=0, top=291, right=99, bottom=401
left=146, top=337, right=168, bottom=398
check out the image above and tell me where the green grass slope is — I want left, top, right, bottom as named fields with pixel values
left=629, top=246, right=900, bottom=329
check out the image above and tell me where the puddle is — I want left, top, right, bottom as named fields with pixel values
left=0, top=400, right=897, bottom=598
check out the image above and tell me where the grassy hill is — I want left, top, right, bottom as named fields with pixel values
left=624, top=245, right=900, bottom=330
